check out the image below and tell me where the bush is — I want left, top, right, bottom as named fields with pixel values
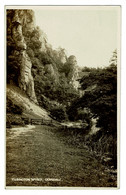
left=84, top=131, right=117, bottom=168
left=6, top=114, right=24, bottom=127
left=7, top=97, right=23, bottom=115
left=49, top=106, right=68, bottom=122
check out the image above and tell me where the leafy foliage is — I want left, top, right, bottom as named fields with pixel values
left=67, top=51, right=117, bottom=167
left=69, top=51, right=117, bottom=136
left=6, top=96, right=24, bottom=127
left=49, top=106, right=68, bottom=122
left=7, top=97, right=23, bottom=115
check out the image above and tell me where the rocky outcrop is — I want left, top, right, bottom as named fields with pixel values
left=7, top=9, right=80, bottom=105
left=7, top=10, right=37, bottom=103
left=44, top=64, right=59, bottom=83
left=18, top=51, right=37, bottom=102
left=65, top=55, right=79, bottom=89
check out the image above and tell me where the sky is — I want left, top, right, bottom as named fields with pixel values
left=34, top=6, right=120, bottom=68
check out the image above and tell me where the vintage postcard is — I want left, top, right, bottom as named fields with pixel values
left=6, top=5, right=120, bottom=188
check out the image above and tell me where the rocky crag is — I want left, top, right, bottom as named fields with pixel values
left=7, top=10, right=37, bottom=103
left=7, top=9, right=80, bottom=112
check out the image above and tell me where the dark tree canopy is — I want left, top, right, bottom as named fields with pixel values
left=68, top=50, right=117, bottom=136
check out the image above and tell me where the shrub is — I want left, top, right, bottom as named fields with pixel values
left=6, top=114, right=24, bottom=127
left=7, top=97, right=23, bottom=115
left=49, top=106, right=68, bottom=122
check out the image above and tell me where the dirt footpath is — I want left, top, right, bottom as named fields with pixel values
left=6, top=125, right=117, bottom=187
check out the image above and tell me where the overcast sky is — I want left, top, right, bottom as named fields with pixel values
left=34, top=6, right=120, bottom=68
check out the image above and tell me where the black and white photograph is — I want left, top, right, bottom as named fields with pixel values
left=6, top=5, right=120, bottom=188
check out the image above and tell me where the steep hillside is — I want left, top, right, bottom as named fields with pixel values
left=7, top=9, right=80, bottom=112
left=6, top=9, right=82, bottom=125
left=6, top=84, right=51, bottom=127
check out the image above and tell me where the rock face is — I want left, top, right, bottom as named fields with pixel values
left=18, top=51, right=37, bottom=102
left=7, top=10, right=37, bottom=103
left=65, top=55, right=79, bottom=89
left=7, top=9, right=80, bottom=106
left=44, top=63, right=59, bottom=83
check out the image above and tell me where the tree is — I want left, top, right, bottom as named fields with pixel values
left=69, top=50, right=117, bottom=135
left=49, top=106, right=68, bottom=122
left=67, top=50, right=117, bottom=167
